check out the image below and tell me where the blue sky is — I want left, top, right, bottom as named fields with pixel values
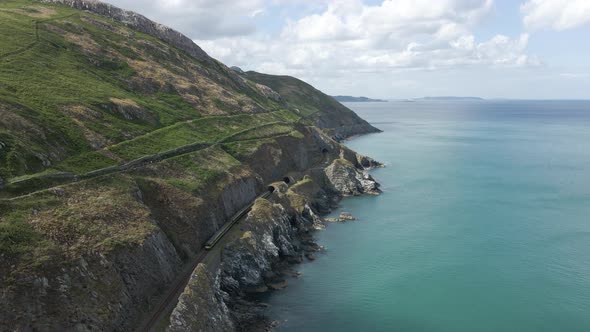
left=107, top=0, right=590, bottom=99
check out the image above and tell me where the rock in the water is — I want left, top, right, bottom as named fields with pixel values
left=285, top=254, right=303, bottom=264
left=325, top=212, right=356, bottom=222
left=246, top=285, right=269, bottom=294
left=339, top=212, right=355, bottom=220
left=267, top=280, right=288, bottom=290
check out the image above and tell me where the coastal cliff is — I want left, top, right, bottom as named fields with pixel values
left=1, top=123, right=381, bottom=331
left=168, top=145, right=381, bottom=331
left=0, top=1, right=381, bottom=330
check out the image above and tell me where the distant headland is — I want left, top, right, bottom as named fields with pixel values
left=417, top=96, right=484, bottom=101
left=332, top=95, right=388, bottom=102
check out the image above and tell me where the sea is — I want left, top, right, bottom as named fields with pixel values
left=262, top=100, right=590, bottom=332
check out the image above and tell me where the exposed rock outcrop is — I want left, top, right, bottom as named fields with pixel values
left=40, top=0, right=211, bottom=62
left=230, top=66, right=245, bottom=74
left=167, top=264, right=234, bottom=332
left=357, top=154, right=383, bottom=169
left=105, top=98, right=157, bottom=124
left=324, top=158, right=381, bottom=196
left=255, top=83, right=282, bottom=102
left=220, top=199, right=295, bottom=293
left=3, top=230, right=182, bottom=332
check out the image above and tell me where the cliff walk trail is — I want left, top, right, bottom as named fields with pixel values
left=0, top=110, right=318, bottom=201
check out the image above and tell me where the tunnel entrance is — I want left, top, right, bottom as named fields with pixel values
left=282, top=177, right=291, bottom=184
left=267, top=186, right=275, bottom=193
left=321, top=148, right=329, bottom=154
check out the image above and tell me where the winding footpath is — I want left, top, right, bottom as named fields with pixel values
left=1, top=118, right=300, bottom=201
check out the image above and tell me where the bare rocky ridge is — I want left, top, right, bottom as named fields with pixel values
left=40, top=0, right=212, bottom=63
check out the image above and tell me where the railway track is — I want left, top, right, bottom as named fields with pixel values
left=139, top=249, right=209, bottom=332
left=139, top=189, right=276, bottom=331
left=204, top=191, right=271, bottom=249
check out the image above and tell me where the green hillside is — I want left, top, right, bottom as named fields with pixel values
left=0, top=0, right=286, bottom=182
left=0, top=1, right=379, bottom=330
left=0, top=0, right=377, bottom=194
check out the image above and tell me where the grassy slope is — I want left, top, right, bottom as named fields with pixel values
left=244, top=71, right=379, bottom=136
left=0, top=0, right=375, bottom=279
left=243, top=71, right=344, bottom=115
left=0, top=0, right=285, bottom=180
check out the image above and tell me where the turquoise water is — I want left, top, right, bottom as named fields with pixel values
left=265, top=100, right=590, bottom=331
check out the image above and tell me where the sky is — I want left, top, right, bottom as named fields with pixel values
left=105, top=0, right=590, bottom=99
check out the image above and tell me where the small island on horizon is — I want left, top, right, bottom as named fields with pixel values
left=417, top=96, right=484, bottom=101
left=332, top=95, right=388, bottom=102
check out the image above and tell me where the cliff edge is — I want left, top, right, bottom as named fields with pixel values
left=0, top=1, right=382, bottom=330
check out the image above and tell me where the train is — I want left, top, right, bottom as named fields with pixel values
left=204, top=191, right=272, bottom=250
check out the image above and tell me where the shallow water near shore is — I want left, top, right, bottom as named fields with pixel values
left=263, top=100, right=590, bottom=331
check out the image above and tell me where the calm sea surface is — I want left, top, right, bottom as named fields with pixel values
left=264, top=100, right=590, bottom=332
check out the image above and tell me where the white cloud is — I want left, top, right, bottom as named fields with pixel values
left=198, top=0, right=536, bottom=81
left=521, top=0, right=590, bottom=31
left=103, top=0, right=550, bottom=97
left=281, top=0, right=493, bottom=43
left=105, top=0, right=264, bottom=39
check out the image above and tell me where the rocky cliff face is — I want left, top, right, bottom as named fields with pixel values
left=2, top=229, right=183, bottom=331
left=138, top=172, right=263, bottom=257
left=324, top=159, right=381, bottom=196
left=0, top=1, right=383, bottom=330
left=168, top=264, right=234, bottom=332
left=0, top=122, right=380, bottom=331
left=220, top=199, right=296, bottom=293
left=167, top=144, right=381, bottom=331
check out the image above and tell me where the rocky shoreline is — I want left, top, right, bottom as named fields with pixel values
left=0, top=2, right=383, bottom=330
left=1, top=122, right=381, bottom=332
left=167, top=152, right=382, bottom=331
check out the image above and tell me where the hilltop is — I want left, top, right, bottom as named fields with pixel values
left=0, top=0, right=381, bottom=331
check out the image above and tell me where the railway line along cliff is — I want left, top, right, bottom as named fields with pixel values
left=0, top=0, right=382, bottom=331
